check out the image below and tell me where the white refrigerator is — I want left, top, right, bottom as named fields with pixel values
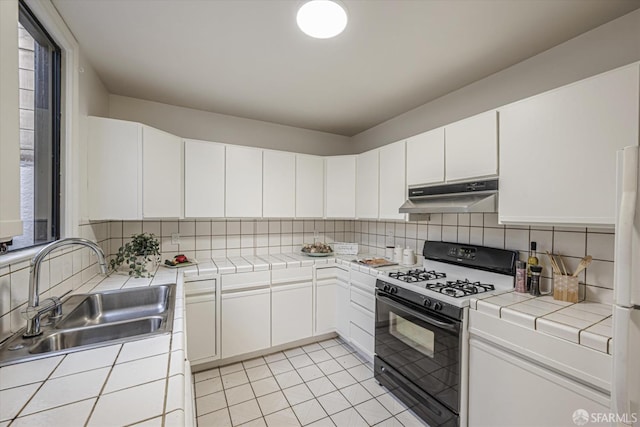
left=613, top=145, right=640, bottom=426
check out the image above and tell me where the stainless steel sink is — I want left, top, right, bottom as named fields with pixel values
left=0, top=284, right=176, bottom=367
left=56, top=285, right=174, bottom=329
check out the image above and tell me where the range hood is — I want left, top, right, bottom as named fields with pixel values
left=399, top=179, right=498, bottom=220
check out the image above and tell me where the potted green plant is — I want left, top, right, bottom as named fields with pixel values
left=110, top=232, right=161, bottom=278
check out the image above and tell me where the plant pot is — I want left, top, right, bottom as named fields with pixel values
left=114, top=255, right=159, bottom=277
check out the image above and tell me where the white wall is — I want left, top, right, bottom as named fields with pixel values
left=108, top=95, right=352, bottom=156
left=352, top=9, right=640, bottom=152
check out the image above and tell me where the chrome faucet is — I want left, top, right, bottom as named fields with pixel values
left=23, top=238, right=108, bottom=337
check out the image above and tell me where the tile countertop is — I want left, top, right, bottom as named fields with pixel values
left=470, top=291, right=613, bottom=355
left=0, top=267, right=186, bottom=427
left=0, top=253, right=390, bottom=427
left=182, top=253, right=396, bottom=277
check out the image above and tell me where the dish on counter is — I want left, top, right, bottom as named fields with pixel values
left=301, top=242, right=333, bottom=256
left=301, top=251, right=335, bottom=257
left=356, top=258, right=397, bottom=268
left=163, top=255, right=198, bottom=268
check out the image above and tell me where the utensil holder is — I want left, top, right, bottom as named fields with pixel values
left=553, top=274, right=580, bottom=303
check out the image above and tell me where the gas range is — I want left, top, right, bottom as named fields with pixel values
left=379, top=258, right=515, bottom=309
left=374, top=241, right=518, bottom=427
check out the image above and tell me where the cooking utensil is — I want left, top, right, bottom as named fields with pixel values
left=558, top=253, right=568, bottom=276
left=545, top=251, right=561, bottom=275
left=573, top=255, right=593, bottom=277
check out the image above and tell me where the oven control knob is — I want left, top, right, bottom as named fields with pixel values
left=390, top=286, right=398, bottom=294
left=423, top=298, right=431, bottom=307
left=433, top=302, right=443, bottom=311
left=383, top=285, right=390, bottom=292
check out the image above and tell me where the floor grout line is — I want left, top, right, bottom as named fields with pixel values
left=193, top=338, right=424, bottom=427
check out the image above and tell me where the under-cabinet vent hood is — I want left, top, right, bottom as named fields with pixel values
left=399, top=179, right=498, bottom=220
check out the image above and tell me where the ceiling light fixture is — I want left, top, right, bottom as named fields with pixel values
left=296, top=0, right=348, bottom=39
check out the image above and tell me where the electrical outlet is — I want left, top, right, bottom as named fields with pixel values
left=387, top=231, right=394, bottom=238
left=171, top=233, right=180, bottom=245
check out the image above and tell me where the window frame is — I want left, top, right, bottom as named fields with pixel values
left=12, top=0, right=62, bottom=252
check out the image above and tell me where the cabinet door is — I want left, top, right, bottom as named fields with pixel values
left=335, top=278, right=350, bottom=339
left=88, top=117, right=142, bottom=220
left=221, top=289, right=271, bottom=358
left=469, top=338, right=609, bottom=427
left=142, top=126, right=183, bottom=218
left=184, top=139, right=225, bottom=218
left=272, top=283, right=313, bottom=346
left=263, top=150, right=295, bottom=218
left=499, top=64, right=639, bottom=226
left=406, top=127, right=445, bottom=186
left=445, top=110, right=498, bottom=182
left=225, top=145, right=262, bottom=218
left=185, top=278, right=217, bottom=364
left=296, top=154, right=324, bottom=218
left=379, top=141, right=406, bottom=220
left=316, top=280, right=336, bottom=335
left=356, top=149, right=379, bottom=219
left=186, top=299, right=216, bottom=362
left=325, top=156, right=356, bottom=218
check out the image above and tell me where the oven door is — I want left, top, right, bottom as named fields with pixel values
left=375, top=290, right=461, bottom=414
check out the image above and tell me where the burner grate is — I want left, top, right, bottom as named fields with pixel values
left=388, top=269, right=447, bottom=283
left=426, top=279, right=495, bottom=298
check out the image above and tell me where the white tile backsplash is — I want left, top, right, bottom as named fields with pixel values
left=352, top=214, right=615, bottom=304
left=0, top=215, right=617, bottom=347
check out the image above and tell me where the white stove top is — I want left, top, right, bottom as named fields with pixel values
left=378, top=260, right=515, bottom=308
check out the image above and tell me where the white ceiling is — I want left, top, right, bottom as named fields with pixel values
left=53, top=0, right=640, bottom=136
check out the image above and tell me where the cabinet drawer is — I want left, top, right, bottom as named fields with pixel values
left=350, top=286, right=374, bottom=312
left=272, top=266, right=313, bottom=284
left=336, top=267, right=349, bottom=282
left=350, top=322, right=374, bottom=356
left=221, top=270, right=270, bottom=292
left=349, top=302, right=374, bottom=334
left=351, top=270, right=376, bottom=291
left=315, top=267, right=337, bottom=280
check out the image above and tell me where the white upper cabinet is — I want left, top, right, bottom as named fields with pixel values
left=379, top=141, right=406, bottom=220
left=0, top=0, right=22, bottom=242
left=499, top=64, right=640, bottom=226
left=406, top=127, right=445, bottom=187
left=225, top=145, right=262, bottom=218
left=296, top=154, right=324, bottom=218
left=142, top=126, right=183, bottom=218
left=445, top=110, right=498, bottom=182
left=263, top=150, right=295, bottom=218
left=356, top=149, right=379, bottom=219
left=88, top=117, right=182, bottom=220
left=325, top=156, right=357, bottom=218
left=184, top=139, right=225, bottom=218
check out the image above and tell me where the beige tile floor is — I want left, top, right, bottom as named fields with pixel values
left=193, top=338, right=428, bottom=426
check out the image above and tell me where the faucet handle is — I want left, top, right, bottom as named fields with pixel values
left=22, top=297, right=62, bottom=320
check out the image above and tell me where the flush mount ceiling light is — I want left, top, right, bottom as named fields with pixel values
left=297, top=0, right=348, bottom=39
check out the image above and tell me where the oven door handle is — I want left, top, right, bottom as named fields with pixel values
left=377, top=293, right=459, bottom=332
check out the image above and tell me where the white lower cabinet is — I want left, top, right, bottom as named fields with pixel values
left=315, top=267, right=337, bottom=335
left=271, top=267, right=313, bottom=346
left=221, top=288, right=271, bottom=359
left=185, top=277, right=218, bottom=365
left=348, top=270, right=376, bottom=361
left=469, top=338, right=610, bottom=427
left=335, top=268, right=351, bottom=339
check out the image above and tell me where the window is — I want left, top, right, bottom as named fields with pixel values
left=10, top=1, right=61, bottom=251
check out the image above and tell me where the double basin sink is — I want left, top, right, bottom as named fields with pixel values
left=0, top=284, right=176, bottom=367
